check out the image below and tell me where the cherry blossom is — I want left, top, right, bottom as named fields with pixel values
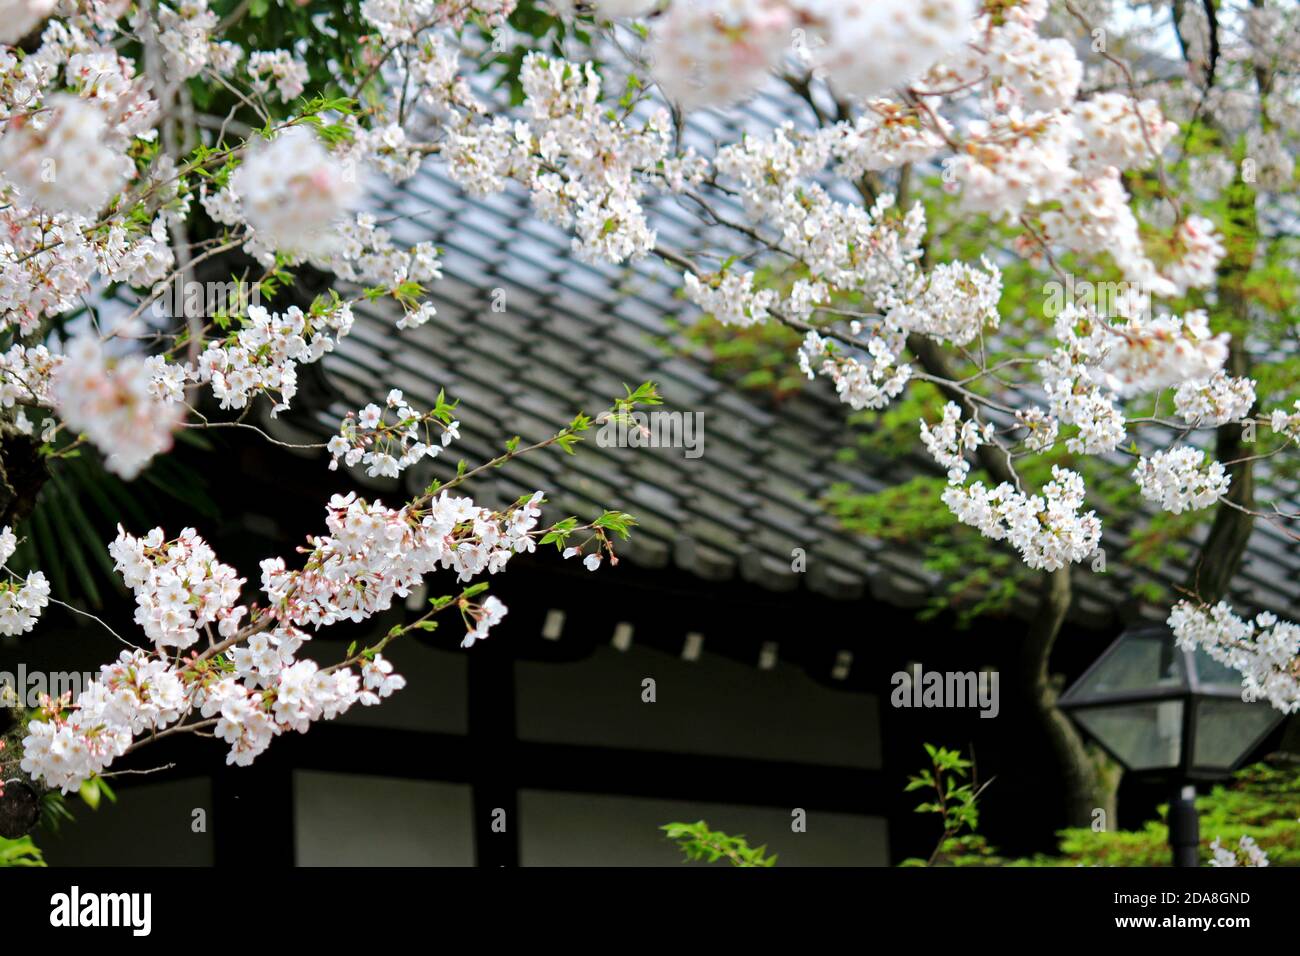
left=1169, top=602, right=1300, bottom=714
left=52, top=337, right=183, bottom=480
left=0, top=93, right=133, bottom=216
left=0, top=568, right=50, bottom=636
left=188, top=301, right=355, bottom=414
left=942, top=467, right=1102, bottom=572
left=800, top=0, right=975, bottom=103
left=920, top=402, right=993, bottom=484
left=0, top=1, right=55, bottom=45
left=108, top=526, right=247, bottom=651
left=1174, top=372, right=1256, bottom=427
left=228, top=126, right=360, bottom=257
left=328, top=389, right=458, bottom=478
left=647, top=0, right=795, bottom=111
left=247, top=50, right=309, bottom=103
left=1210, top=835, right=1270, bottom=868
left=1, top=0, right=1296, bottom=840
left=797, top=330, right=912, bottom=412
left=1133, top=448, right=1230, bottom=514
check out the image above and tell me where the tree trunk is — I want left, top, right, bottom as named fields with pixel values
left=1187, top=170, right=1259, bottom=603
left=1022, top=568, right=1120, bottom=826
left=1188, top=341, right=1255, bottom=603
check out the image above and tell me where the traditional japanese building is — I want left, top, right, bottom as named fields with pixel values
left=7, top=91, right=1298, bottom=868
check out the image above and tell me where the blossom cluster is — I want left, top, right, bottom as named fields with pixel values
left=0, top=0, right=637, bottom=798
left=1210, top=835, right=1270, bottom=868
left=108, top=526, right=248, bottom=651
left=1133, top=448, right=1230, bottom=514
left=0, top=93, right=133, bottom=216
left=0, top=524, right=50, bottom=636
left=1095, top=310, right=1229, bottom=398
left=1174, top=371, right=1256, bottom=427
left=920, top=402, right=993, bottom=484
left=941, top=467, right=1102, bottom=572
left=1169, top=601, right=1300, bottom=714
left=52, top=337, right=183, bottom=480
left=440, top=53, right=686, bottom=264
left=797, top=329, right=912, bottom=411
left=18, top=634, right=411, bottom=784
left=328, top=389, right=459, bottom=478
left=22, top=496, right=572, bottom=783
left=1037, top=308, right=1128, bottom=454
left=260, top=490, right=543, bottom=633
left=225, top=126, right=360, bottom=258
left=246, top=50, right=309, bottom=103
left=190, top=301, right=355, bottom=414
left=635, top=0, right=975, bottom=110
left=683, top=270, right=777, bottom=328
left=21, top=651, right=179, bottom=792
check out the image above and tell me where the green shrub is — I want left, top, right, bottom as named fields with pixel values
left=0, top=834, right=44, bottom=867
left=942, top=759, right=1300, bottom=867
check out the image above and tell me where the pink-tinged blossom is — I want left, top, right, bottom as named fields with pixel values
left=0, top=93, right=134, bottom=216
left=108, top=525, right=248, bottom=651
left=20, top=650, right=185, bottom=791
left=648, top=0, right=795, bottom=111
left=1070, top=93, right=1178, bottom=176
left=801, top=0, right=976, bottom=102
left=1095, top=310, right=1228, bottom=397
left=246, top=49, right=308, bottom=103
left=230, top=126, right=359, bottom=256
left=0, top=1, right=55, bottom=45
left=978, top=15, right=1081, bottom=110
left=461, top=594, right=507, bottom=647
left=260, top=490, right=542, bottom=635
left=52, top=336, right=183, bottom=480
left=361, top=654, right=406, bottom=700
left=188, top=301, right=354, bottom=414
left=1210, top=835, right=1269, bottom=868
left=1162, top=216, right=1226, bottom=294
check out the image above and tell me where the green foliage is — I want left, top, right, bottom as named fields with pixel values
left=0, top=834, right=44, bottom=867
left=77, top=776, right=117, bottom=813
left=937, top=760, right=1300, bottom=867
left=195, top=1, right=366, bottom=116
left=591, top=511, right=637, bottom=539
left=661, top=821, right=777, bottom=867
left=1043, top=761, right=1300, bottom=867
left=656, top=756, right=1298, bottom=868
left=658, top=313, right=807, bottom=401
left=824, top=477, right=1032, bottom=627
left=901, top=743, right=988, bottom=865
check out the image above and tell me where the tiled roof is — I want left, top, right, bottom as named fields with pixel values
left=264, top=90, right=1300, bottom=631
